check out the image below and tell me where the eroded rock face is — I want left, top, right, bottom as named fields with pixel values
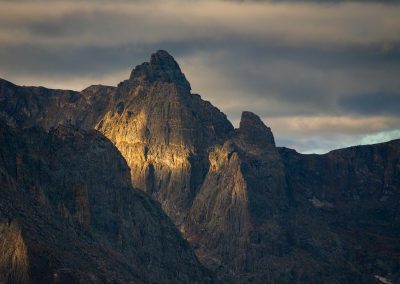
left=0, top=221, right=29, bottom=284
left=189, top=112, right=290, bottom=283
left=0, top=121, right=211, bottom=284
left=278, top=142, right=400, bottom=283
left=95, top=51, right=233, bottom=222
left=1, top=50, right=400, bottom=283
left=188, top=113, right=400, bottom=283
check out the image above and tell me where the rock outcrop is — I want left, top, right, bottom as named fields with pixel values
left=0, top=78, right=114, bottom=130
left=0, top=120, right=211, bottom=283
left=96, top=51, right=233, bottom=223
left=278, top=141, right=400, bottom=283
left=0, top=50, right=399, bottom=283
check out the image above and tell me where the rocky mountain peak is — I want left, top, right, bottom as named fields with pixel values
left=2, top=50, right=400, bottom=283
left=237, top=111, right=275, bottom=148
left=129, top=50, right=191, bottom=90
left=150, top=50, right=178, bottom=67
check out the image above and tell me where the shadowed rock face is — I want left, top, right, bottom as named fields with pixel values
left=0, top=78, right=114, bottom=130
left=1, top=50, right=400, bottom=283
left=0, top=121, right=211, bottom=284
left=237, top=111, right=275, bottom=150
left=278, top=142, right=400, bottom=283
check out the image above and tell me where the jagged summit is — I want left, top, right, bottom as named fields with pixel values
left=238, top=111, right=275, bottom=147
left=129, top=50, right=191, bottom=90
left=150, top=50, right=179, bottom=68
left=2, top=51, right=400, bottom=283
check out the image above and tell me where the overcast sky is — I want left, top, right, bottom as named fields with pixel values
left=0, top=0, right=399, bottom=153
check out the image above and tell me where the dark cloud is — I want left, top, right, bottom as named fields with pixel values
left=338, top=92, right=400, bottom=116
left=177, top=42, right=400, bottom=118
left=0, top=44, right=147, bottom=77
left=0, top=0, right=399, bottom=153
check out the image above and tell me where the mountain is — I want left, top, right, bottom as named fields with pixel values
left=0, top=51, right=233, bottom=225
left=0, top=121, right=211, bottom=283
left=0, top=50, right=399, bottom=283
left=96, top=50, right=234, bottom=224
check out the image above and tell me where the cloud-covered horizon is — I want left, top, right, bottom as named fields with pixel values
left=0, top=0, right=399, bottom=153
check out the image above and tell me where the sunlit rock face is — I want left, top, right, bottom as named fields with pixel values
left=0, top=51, right=234, bottom=222
left=0, top=221, right=29, bottom=284
left=1, top=51, right=400, bottom=283
left=96, top=50, right=233, bottom=221
left=189, top=112, right=289, bottom=282
left=0, top=121, right=211, bottom=284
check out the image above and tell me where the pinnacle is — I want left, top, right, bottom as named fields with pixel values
left=129, top=50, right=191, bottom=90
left=238, top=111, right=276, bottom=147
left=150, top=50, right=178, bottom=67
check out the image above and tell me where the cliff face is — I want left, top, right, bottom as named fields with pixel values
left=280, top=141, right=400, bottom=209
left=0, top=121, right=210, bottom=284
left=188, top=112, right=288, bottom=281
left=95, top=51, right=233, bottom=222
left=278, top=141, right=400, bottom=283
left=0, top=50, right=399, bottom=283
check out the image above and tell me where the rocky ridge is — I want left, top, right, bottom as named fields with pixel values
left=1, top=50, right=399, bottom=283
left=0, top=120, right=211, bottom=283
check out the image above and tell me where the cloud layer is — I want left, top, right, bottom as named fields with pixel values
left=0, top=0, right=399, bottom=153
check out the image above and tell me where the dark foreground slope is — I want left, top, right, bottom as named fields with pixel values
left=0, top=121, right=210, bottom=283
left=1, top=50, right=399, bottom=283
